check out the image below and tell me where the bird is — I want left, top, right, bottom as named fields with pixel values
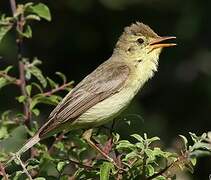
left=5, top=22, right=176, bottom=166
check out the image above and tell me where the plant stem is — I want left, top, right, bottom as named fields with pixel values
left=0, top=72, right=21, bottom=85
left=9, top=0, right=16, bottom=16
left=15, top=155, right=33, bottom=180
left=0, top=162, right=9, bottom=180
left=9, top=0, right=31, bottom=127
left=43, top=82, right=73, bottom=96
left=19, top=61, right=31, bottom=126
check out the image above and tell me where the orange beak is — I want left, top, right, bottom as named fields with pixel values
left=149, top=36, right=177, bottom=50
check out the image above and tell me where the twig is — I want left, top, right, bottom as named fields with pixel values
left=68, top=159, right=94, bottom=170
left=0, top=162, right=9, bottom=180
left=0, top=72, right=21, bottom=85
left=15, top=154, right=33, bottom=180
left=19, top=61, right=31, bottom=127
left=9, top=0, right=16, bottom=16
left=142, top=151, right=147, bottom=180
left=43, top=82, right=73, bottom=97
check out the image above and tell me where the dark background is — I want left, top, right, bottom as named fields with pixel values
left=1, top=0, right=211, bottom=179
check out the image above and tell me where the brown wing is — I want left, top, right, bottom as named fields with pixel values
left=39, top=60, right=130, bottom=137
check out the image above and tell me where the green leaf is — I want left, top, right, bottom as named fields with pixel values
left=146, top=164, right=154, bottom=176
left=116, top=140, right=135, bottom=150
left=144, top=133, right=147, bottom=140
left=190, top=157, right=197, bottom=166
left=28, top=3, right=51, bottom=21
left=0, top=126, right=8, bottom=139
left=32, top=108, right=40, bottom=116
left=26, top=85, right=32, bottom=96
left=13, top=171, right=24, bottom=180
left=112, top=132, right=120, bottom=143
left=27, top=66, right=47, bottom=88
left=131, top=134, right=144, bottom=142
left=124, top=151, right=139, bottom=161
left=17, top=25, right=32, bottom=38
left=57, top=161, right=68, bottom=172
left=31, top=82, right=43, bottom=93
left=145, top=149, right=155, bottom=163
left=136, top=142, right=144, bottom=149
left=54, top=141, right=65, bottom=151
left=25, top=70, right=31, bottom=80
left=34, top=178, right=46, bottom=180
left=152, top=147, right=174, bottom=159
left=56, top=72, right=67, bottom=83
left=155, top=176, right=166, bottom=180
left=24, top=2, right=34, bottom=8
left=47, top=77, right=58, bottom=89
left=16, top=95, right=27, bottom=103
left=26, top=14, right=41, bottom=21
left=4, top=65, right=13, bottom=73
left=27, top=164, right=39, bottom=171
left=100, top=162, right=114, bottom=180
left=1, top=110, right=11, bottom=121
left=179, top=135, right=188, bottom=150
left=0, top=125, right=28, bottom=152
left=27, top=158, right=40, bottom=165
left=208, top=132, right=211, bottom=140
left=146, top=136, right=160, bottom=144
left=0, top=23, right=12, bottom=43
left=189, top=132, right=199, bottom=143
left=0, top=77, right=8, bottom=89
left=30, top=94, right=61, bottom=109
left=191, top=142, right=211, bottom=151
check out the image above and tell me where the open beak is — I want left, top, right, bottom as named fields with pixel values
left=149, top=36, right=177, bottom=50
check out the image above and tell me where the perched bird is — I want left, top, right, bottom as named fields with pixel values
left=6, top=22, right=176, bottom=164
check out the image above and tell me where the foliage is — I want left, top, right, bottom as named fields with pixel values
left=0, top=1, right=211, bottom=180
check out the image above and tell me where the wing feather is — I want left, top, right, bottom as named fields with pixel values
left=39, top=60, right=130, bottom=137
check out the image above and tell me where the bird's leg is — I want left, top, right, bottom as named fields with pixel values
left=82, top=129, right=123, bottom=170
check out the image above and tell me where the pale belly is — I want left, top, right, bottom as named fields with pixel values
left=70, top=85, right=140, bottom=129
left=66, top=62, right=155, bottom=130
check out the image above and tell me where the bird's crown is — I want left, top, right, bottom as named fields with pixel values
left=124, top=22, right=159, bottom=38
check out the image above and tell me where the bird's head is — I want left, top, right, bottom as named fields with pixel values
left=115, top=22, right=176, bottom=63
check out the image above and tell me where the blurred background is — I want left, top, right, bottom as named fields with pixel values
left=0, top=0, right=211, bottom=179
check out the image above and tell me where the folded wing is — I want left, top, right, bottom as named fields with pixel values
left=39, top=60, right=130, bottom=137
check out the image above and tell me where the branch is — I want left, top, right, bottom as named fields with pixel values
left=9, top=0, right=31, bottom=127
left=43, top=82, right=73, bottom=97
left=9, top=0, right=16, bottom=16
left=0, top=162, right=8, bottom=180
left=68, top=159, right=94, bottom=170
left=19, top=62, right=31, bottom=126
left=15, top=154, right=33, bottom=180
left=0, top=72, right=21, bottom=85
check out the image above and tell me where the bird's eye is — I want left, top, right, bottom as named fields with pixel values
left=137, top=38, right=144, bottom=44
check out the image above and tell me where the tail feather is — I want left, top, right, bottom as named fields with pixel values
left=4, top=133, right=40, bottom=167
left=17, top=133, right=40, bottom=155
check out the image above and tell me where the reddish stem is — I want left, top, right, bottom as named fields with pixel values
left=0, top=163, right=8, bottom=180
left=19, top=62, right=31, bottom=126
left=0, top=72, right=21, bottom=85
left=9, top=0, right=31, bottom=127
left=43, top=82, right=73, bottom=96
